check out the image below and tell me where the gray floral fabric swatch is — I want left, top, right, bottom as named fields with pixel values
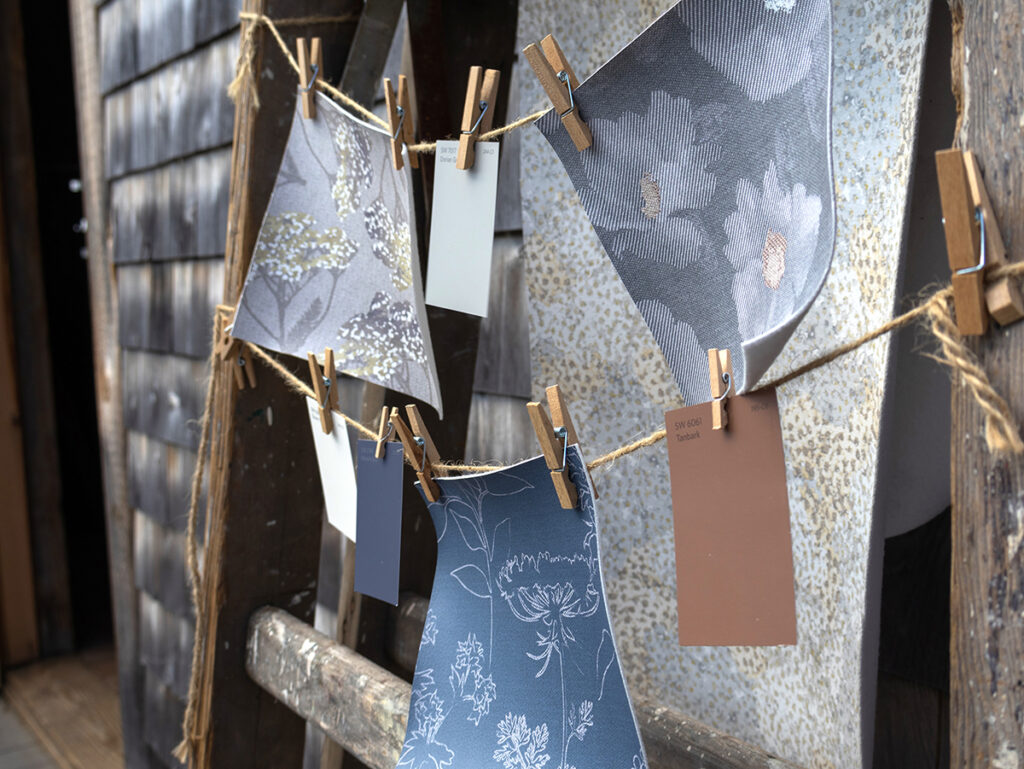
left=399, top=448, right=646, bottom=769
left=232, top=93, right=442, bottom=415
left=535, top=0, right=834, bottom=400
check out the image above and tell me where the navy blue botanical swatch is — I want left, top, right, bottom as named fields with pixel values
left=399, top=448, right=646, bottom=769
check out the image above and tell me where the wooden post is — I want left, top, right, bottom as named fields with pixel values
left=67, top=0, right=146, bottom=764
left=0, top=0, right=74, bottom=658
left=186, top=3, right=360, bottom=768
left=949, top=1, right=1024, bottom=765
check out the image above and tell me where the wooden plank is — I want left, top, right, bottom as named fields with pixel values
left=187, top=4, right=361, bottom=768
left=103, top=36, right=237, bottom=179
left=117, top=258, right=223, bottom=357
left=0, top=0, right=74, bottom=658
left=142, top=667, right=187, bottom=764
left=139, top=590, right=194, bottom=699
left=949, top=0, right=1024, bottom=765
left=135, top=0, right=194, bottom=76
left=195, top=0, right=242, bottom=45
left=99, top=0, right=138, bottom=93
left=464, top=392, right=535, bottom=462
left=109, top=150, right=231, bottom=263
left=248, top=606, right=804, bottom=769
left=70, top=0, right=146, bottom=765
left=134, top=513, right=194, bottom=624
left=4, top=651, right=124, bottom=769
left=338, top=0, right=405, bottom=109
left=126, top=431, right=199, bottom=532
left=473, top=234, right=531, bottom=398
left=493, top=62, right=522, bottom=233
left=122, top=349, right=208, bottom=450
left=0, top=165, right=39, bottom=666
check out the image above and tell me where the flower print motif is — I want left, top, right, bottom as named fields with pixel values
left=250, top=212, right=357, bottom=282
left=365, top=199, right=413, bottom=291
left=580, top=92, right=719, bottom=269
left=336, top=292, right=428, bottom=383
left=493, top=713, right=550, bottom=769
left=399, top=670, right=455, bottom=769
left=421, top=610, right=439, bottom=647
left=330, top=117, right=373, bottom=218
left=627, top=755, right=648, bottom=769
left=678, top=0, right=829, bottom=102
left=724, top=161, right=822, bottom=340
left=497, top=551, right=600, bottom=769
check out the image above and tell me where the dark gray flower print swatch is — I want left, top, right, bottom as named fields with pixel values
left=232, top=93, right=442, bottom=415
left=535, top=0, right=834, bottom=400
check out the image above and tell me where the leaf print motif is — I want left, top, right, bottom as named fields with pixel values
left=366, top=199, right=414, bottom=291
left=251, top=212, right=357, bottom=282
left=336, top=292, right=428, bottom=383
left=493, top=713, right=550, bottom=769
left=420, top=610, right=439, bottom=648
left=450, top=634, right=498, bottom=725
left=595, top=629, right=616, bottom=700
left=331, top=117, right=373, bottom=218
left=451, top=565, right=491, bottom=599
left=398, top=670, right=455, bottom=769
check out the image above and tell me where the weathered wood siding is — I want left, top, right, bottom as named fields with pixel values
left=98, top=0, right=238, bottom=764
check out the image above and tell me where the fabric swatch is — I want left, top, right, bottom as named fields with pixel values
left=518, top=0, right=933, bottom=765
left=232, top=93, right=442, bottom=415
left=354, top=439, right=404, bottom=606
left=534, top=0, right=834, bottom=401
left=399, top=447, right=646, bottom=769
left=306, top=397, right=358, bottom=542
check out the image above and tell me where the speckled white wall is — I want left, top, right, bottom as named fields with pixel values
left=517, top=2, right=930, bottom=766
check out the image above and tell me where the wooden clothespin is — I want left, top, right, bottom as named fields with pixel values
left=963, top=151, right=1024, bottom=326
left=405, top=404, right=443, bottom=477
left=708, top=348, right=733, bottom=431
left=383, top=75, right=419, bottom=171
left=522, top=34, right=592, bottom=152
left=375, top=406, right=393, bottom=459
left=215, top=305, right=256, bottom=390
left=307, top=348, right=339, bottom=434
left=456, top=66, right=501, bottom=170
left=527, top=384, right=579, bottom=509
left=936, top=148, right=988, bottom=335
left=389, top=407, right=441, bottom=502
left=296, top=37, right=323, bottom=119
left=544, top=384, right=597, bottom=498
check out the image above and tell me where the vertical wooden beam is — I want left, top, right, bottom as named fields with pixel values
left=0, top=163, right=39, bottom=667
left=347, top=0, right=519, bottom=684
left=949, top=1, right=1024, bottom=765
left=0, top=0, right=74, bottom=658
left=67, top=0, right=146, bottom=764
left=189, top=3, right=360, bottom=769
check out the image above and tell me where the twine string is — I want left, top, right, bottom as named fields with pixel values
left=230, top=12, right=549, bottom=150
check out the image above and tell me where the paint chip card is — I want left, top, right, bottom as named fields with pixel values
left=425, top=140, right=499, bottom=317
left=665, top=389, right=796, bottom=646
left=306, top=397, right=358, bottom=542
left=354, top=439, right=404, bottom=606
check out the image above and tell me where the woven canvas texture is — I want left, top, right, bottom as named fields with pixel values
left=232, top=93, right=442, bottom=414
left=518, top=0, right=930, bottom=766
left=399, top=448, right=646, bottom=769
left=535, top=0, right=835, bottom=399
